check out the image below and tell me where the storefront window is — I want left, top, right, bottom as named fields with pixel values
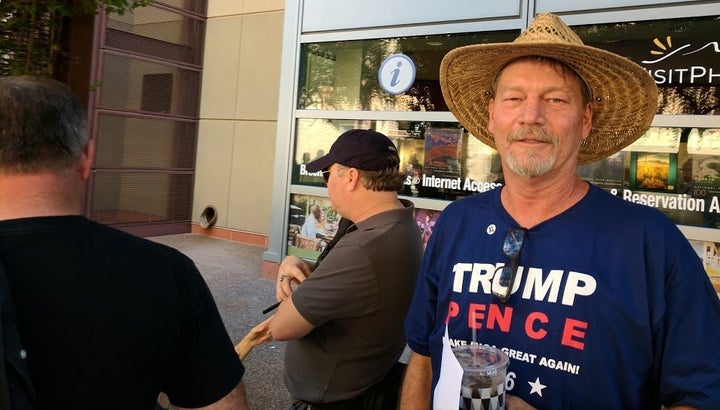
left=298, top=16, right=719, bottom=115
left=289, top=16, right=720, bottom=274
left=297, top=30, right=518, bottom=111
left=575, top=16, right=719, bottom=115
left=286, top=192, right=444, bottom=260
left=579, top=127, right=720, bottom=229
left=294, top=120, right=720, bottom=229
left=292, top=118, right=502, bottom=200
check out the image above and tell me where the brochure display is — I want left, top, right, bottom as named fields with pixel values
left=293, top=122, right=720, bottom=229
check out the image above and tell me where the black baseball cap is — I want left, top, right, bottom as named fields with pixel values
left=306, top=129, right=399, bottom=172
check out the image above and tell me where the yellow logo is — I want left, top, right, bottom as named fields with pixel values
left=650, top=36, right=673, bottom=56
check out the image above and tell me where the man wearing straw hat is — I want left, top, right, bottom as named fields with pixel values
left=402, top=13, right=720, bottom=410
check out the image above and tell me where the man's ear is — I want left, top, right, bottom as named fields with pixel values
left=487, top=98, right=495, bottom=134
left=582, top=102, right=594, bottom=140
left=78, top=139, right=96, bottom=181
left=345, top=167, right=361, bottom=191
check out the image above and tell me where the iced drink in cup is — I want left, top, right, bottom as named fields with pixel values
left=452, top=345, right=509, bottom=410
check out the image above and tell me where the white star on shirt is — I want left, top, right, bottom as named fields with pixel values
left=528, top=377, right=547, bottom=397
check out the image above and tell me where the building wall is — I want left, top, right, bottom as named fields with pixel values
left=262, top=0, right=720, bottom=269
left=193, top=0, right=285, bottom=245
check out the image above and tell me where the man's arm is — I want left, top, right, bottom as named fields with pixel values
left=235, top=316, right=273, bottom=360
left=399, top=351, right=432, bottom=409
left=276, top=255, right=311, bottom=301
left=269, top=254, right=315, bottom=340
left=176, top=380, right=249, bottom=410
left=269, top=295, right=314, bottom=340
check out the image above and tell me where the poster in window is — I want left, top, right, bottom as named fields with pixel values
left=398, top=137, right=425, bottom=197
left=423, top=127, right=463, bottom=179
left=629, top=152, right=677, bottom=192
left=286, top=195, right=340, bottom=260
left=414, top=208, right=441, bottom=250
left=685, top=155, right=720, bottom=229
left=702, top=241, right=720, bottom=294
left=578, top=151, right=625, bottom=192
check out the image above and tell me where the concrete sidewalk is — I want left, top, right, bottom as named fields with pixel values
left=150, top=233, right=291, bottom=409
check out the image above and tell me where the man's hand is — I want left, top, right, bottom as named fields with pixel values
left=234, top=316, right=273, bottom=360
left=276, top=255, right=311, bottom=301
left=506, top=395, right=537, bottom=410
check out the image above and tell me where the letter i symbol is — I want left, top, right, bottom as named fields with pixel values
left=390, top=61, right=403, bottom=87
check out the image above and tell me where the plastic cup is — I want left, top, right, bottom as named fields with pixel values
left=452, top=345, right=509, bottom=410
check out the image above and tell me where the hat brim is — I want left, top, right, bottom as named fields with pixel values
left=306, top=154, right=335, bottom=173
left=440, top=42, right=658, bottom=164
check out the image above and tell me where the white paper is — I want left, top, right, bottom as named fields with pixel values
left=687, top=128, right=720, bottom=155
left=626, top=127, right=681, bottom=153
left=433, top=324, right=464, bottom=410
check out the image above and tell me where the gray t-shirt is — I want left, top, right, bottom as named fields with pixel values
left=284, top=199, right=423, bottom=403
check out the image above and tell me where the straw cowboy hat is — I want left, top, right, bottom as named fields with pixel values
left=440, top=13, right=658, bottom=164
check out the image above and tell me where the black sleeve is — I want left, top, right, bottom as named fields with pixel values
left=163, top=252, right=244, bottom=408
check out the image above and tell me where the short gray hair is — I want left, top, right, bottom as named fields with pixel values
left=0, top=76, right=88, bottom=173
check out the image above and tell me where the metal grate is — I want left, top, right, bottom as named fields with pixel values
left=90, top=171, right=193, bottom=225
left=87, top=1, right=206, bottom=234
left=155, top=0, right=206, bottom=15
left=94, top=113, right=196, bottom=169
left=98, top=53, right=200, bottom=117
left=106, top=6, right=205, bottom=66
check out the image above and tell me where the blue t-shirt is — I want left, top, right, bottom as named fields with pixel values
left=405, top=184, right=720, bottom=409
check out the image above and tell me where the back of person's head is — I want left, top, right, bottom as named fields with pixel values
left=356, top=154, right=403, bottom=193
left=305, top=129, right=404, bottom=192
left=0, top=76, right=88, bottom=173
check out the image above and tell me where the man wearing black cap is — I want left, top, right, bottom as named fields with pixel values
left=265, top=129, right=423, bottom=409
